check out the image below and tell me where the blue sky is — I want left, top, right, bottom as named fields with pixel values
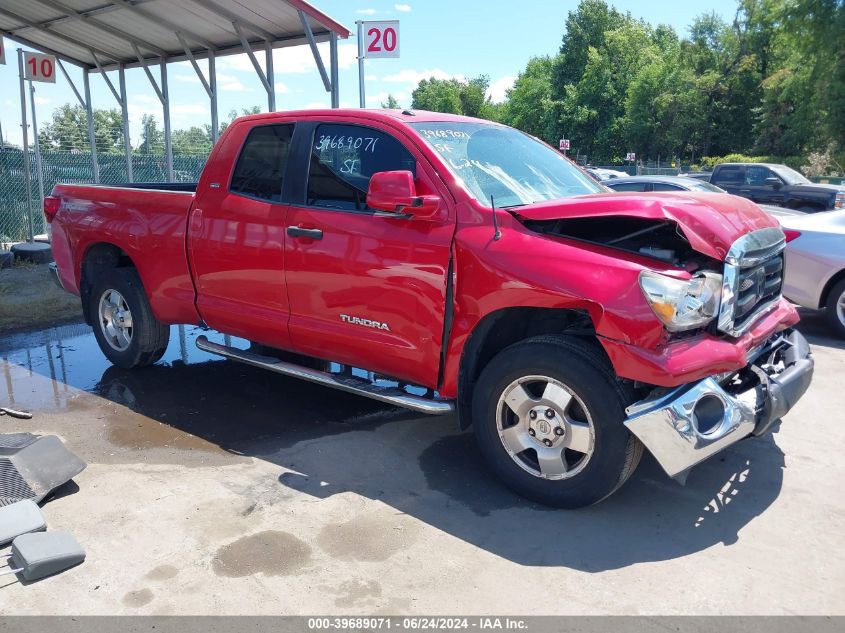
left=0, top=0, right=737, bottom=149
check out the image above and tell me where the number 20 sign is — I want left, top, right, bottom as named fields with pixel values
left=363, top=21, right=400, bottom=58
left=24, top=52, right=56, bottom=83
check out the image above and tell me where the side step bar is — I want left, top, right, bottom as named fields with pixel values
left=195, top=335, right=455, bottom=415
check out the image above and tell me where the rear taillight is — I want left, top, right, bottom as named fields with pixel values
left=835, top=192, right=844, bottom=209
left=783, top=229, right=801, bottom=243
left=43, top=196, right=61, bottom=223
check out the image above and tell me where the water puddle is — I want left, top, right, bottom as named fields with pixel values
left=0, top=321, right=412, bottom=460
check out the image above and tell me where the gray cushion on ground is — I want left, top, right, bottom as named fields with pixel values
left=10, top=531, right=85, bottom=581
left=0, top=499, right=46, bottom=546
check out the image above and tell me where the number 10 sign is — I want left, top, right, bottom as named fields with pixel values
left=24, top=51, right=56, bottom=83
left=363, top=21, right=400, bottom=58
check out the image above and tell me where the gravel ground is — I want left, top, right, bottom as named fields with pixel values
left=0, top=263, right=82, bottom=333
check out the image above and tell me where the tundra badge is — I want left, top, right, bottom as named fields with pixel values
left=340, top=314, right=391, bottom=331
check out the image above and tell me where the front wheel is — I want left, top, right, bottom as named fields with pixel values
left=89, top=268, right=170, bottom=368
left=825, top=279, right=845, bottom=339
left=471, top=335, right=642, bottom=508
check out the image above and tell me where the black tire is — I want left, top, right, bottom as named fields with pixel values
left=10, top=242, right=52, bottom=264
left=471, top=335, right=643, bottom=508
left=825, top=278, right=845, bottom=339
left=89, top=267, right=170, bottom=368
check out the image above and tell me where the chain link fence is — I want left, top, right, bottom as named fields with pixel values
left=0, top=148, right=209, bottom=248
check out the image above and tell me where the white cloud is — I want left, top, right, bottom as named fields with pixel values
left=486, top=75, right=516, bottom=103
left=275, top=82, right=291, bottom=94
left=171, top=104, right=209, bottom=117
left=356, top=8, right=377, bottom=14
left=34, top=96, right=51, bottom=105
left=395, top=4, right=412, bottom=11
left=365, top=74, right=378, bottom=81
left=172, top=71, right=246, bottom=92
left=220, top=43, right=357, bottom=75
left=383, top=68, right=464, bottom=86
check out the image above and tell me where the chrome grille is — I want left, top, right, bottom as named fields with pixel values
left=733, top=254, right=783, bottom=328
left=717, top=227, right=786, bottom=337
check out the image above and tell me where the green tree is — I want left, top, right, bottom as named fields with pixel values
left=136, top=114, right=164, bottom=155
left=411, top=76, right=498, bottom=119
left=39, top=104, right=124, bottom=153
left=381, top=94, right=400, bottom=109
left=411, top=77, right=463, bottom=114
left=500, top=56, right=558, bottom=143
left=217, top=106, right=262, bottom=137
left=172, top=126, right=214, bottom=155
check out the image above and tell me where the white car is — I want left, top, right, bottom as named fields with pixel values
left=778, top=210, right=845, bottom=337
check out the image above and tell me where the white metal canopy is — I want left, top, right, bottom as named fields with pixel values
left=0, top=0, right=350, bottom=70
left=2, top=0, right=350, bottom=188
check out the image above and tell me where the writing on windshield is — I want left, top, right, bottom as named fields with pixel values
left=411, top=122, right=602, bottom=207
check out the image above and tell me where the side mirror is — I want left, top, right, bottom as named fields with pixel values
left=765, top=177, right=783, bottom=189
left=367, top=170, right=440, bottom=219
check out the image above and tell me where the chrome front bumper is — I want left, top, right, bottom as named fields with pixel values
left=624, top=329, right=813, bottom=480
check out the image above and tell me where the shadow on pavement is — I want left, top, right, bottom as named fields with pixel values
left=1, top=321, right=788, bottom=571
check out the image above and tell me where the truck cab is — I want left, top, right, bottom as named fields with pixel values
left=711, top=162, right=845, bottom=212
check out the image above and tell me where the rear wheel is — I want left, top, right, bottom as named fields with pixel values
left=89, top=268, right=170, bottom=368
left=825, top=279, right=845, bottom=339
left=471, top=335, right=642, bottom=508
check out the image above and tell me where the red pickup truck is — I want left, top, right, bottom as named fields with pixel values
left=47, top=109, right=813, bottom=507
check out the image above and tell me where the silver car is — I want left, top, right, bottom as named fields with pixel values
left=778, top=210, right=845, bottom=337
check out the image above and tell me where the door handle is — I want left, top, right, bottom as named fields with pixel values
left=287, top=226, right=323, bottom=240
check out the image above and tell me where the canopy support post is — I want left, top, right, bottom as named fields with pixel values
left=119, top=64, right=133, bottom=182
left=210, top=51, right=219, bottom=143
left=265, top=40, right=275, bottom=111
left=232, top=22, right=274, bottom=112
left=82, top=67, right=100, bottom=184
left=299, top=10, right=331, bottom=92
left=132, top=43, right=173, bottom=180
left=161, top=60, right=173, bottom=180
left=17, top=49, right=34, bottom=242
left=330, top=32, right=339, bottom=108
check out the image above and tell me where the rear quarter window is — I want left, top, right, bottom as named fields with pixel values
left=229, top=124, right=294, bottom=202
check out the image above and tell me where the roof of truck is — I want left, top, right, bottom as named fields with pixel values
left=236, top=108, right=499, bottom=126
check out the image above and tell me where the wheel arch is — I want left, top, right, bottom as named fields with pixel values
left=455, top=306, right=610, bottom=430
left=820, top=268, right=845, bottom=310
left=79, top=242, right=139, bottom=325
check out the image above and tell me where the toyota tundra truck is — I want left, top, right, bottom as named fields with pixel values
left=46, top=109, right=814, bottom=508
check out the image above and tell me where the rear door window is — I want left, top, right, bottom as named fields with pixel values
left=307, top=123, right=416, bottom=211
left=713, top=166, right=744, bottom=185
left=230, top=124, right=294, bottom=202
left=652, top=183, right=684, bottom=192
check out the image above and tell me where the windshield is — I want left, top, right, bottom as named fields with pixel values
left=690, top=181, right=725, bottom=192
left=771, top=165, right=810, bottom=185
left=410, top=122, right=603, bottom=207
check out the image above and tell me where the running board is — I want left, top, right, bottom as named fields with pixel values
left=195, top=335, right=455, bottom=415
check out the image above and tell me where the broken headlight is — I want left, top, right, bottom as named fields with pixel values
left=638, top=271, right=722, bottom=332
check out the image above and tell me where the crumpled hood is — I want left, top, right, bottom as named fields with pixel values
left=514, top=192, right=779, bottom=261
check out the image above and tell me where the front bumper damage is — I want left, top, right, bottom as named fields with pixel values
left=624, top=328, right=813, bottom=480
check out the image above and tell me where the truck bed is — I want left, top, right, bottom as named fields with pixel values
left=50, top=182, right=200, bottom=326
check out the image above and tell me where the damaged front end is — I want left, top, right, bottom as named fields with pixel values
left=516, top=194, right=813, bottom=480
left=624, top=328, right=813, bottom=481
